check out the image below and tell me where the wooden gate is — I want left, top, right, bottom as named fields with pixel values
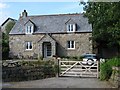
left=58, top=60, right=99, bottom=78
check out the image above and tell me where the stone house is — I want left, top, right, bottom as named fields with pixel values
left=9, top=10, right=92, bottom=59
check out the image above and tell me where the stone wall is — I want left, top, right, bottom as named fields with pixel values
left=109, top=67, right=120, bottom=88
left=9, top=32, right=92, bottom=59
left=2, top=65, right=56, bottom=82
left=9, top=34, right=44, bottom=59
left=52, top=33, right=92, bottom=57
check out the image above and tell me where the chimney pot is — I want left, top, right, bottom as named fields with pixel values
left=22, top=10, right=28, bottom=18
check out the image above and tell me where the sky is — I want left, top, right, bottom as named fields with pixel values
left=0, top=2, right=85, bottom=25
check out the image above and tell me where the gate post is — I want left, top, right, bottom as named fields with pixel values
left=97, top=61, right=99, bottom=78
left=57, top=58, right=60, bottom=77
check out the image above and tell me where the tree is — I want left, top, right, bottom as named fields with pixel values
left=2, top=21, right=15, bottom=60
left=80, top=2, right=120, bottom=57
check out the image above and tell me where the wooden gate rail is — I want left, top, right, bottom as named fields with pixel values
left=58, top=60, right=99, bottom=78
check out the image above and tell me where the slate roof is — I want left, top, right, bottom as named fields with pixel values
left=9, top=13, right=92, bottom=35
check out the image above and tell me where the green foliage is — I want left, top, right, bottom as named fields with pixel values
left=2, top=33, right=9, bottom=60
left=106, top=57, right=120, bottom=67
left=5, top=21, right=15, bottom=35
left=100, top=57, right=120, bottom=80
left=81, top=2, right=120, bottom=53
left=20, top=60, right=55, bottom=67
left=2, top=21, right=15, bottom=60
left=100, top=62, right=112, bottom=80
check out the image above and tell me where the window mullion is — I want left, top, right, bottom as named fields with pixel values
left=70, top=41, right=72, bottom=48
left=70, top=25, right=71, bottom=31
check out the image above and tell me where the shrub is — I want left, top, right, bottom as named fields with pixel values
left=100, top=62, right=112, bottom=80
left=100, top=57, right=120, bottom=81
left=106, top=57, right=120, bottom=67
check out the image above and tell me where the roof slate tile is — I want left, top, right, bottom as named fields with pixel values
left=9, top=13, right=92, bottom=34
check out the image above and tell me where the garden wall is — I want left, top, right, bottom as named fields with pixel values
left=2, top=65, right=56, bottom=82
left=109, top=67, right=120, bottom=88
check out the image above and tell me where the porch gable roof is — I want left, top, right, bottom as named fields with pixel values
left=38, top=34, right=56, bottom=43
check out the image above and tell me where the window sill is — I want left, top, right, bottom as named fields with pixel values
left=25, top=49, right=33, bottom=51
left=67, top=48, right=75, bottom=50
left=25, top=33, right=33, bottom=35
left=67, top=31, right=75, bottom=33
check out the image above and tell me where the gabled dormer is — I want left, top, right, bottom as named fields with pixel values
left=24, top=19, right=35, bottom=34
left=65, top=18, right=76, bottom=33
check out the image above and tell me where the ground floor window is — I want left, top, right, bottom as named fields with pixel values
left=67, top=41, right=75, bottom=49
left=26, top=41, right=32, bottom=50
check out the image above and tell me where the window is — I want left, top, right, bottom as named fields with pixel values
left=26, top=42, right=32, bottom=50
left=67, top=24, right=76, bottom=32
left=26, top=26, right=33, bottom=34
left=67, top=41, right=75, bottom=49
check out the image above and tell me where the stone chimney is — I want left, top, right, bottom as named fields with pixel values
left=21, top=10, right=28, bottom=18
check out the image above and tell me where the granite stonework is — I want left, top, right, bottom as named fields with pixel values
left=109, top=67, right=120, bottom=88
left=9, top=33, right=92, bottom=59
left=9, top=10, right=93, bottom=59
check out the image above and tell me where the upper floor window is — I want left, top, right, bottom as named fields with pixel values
left=25, top=41, right=32, bottom=50
left=67, top=41, right=75, bottom=49
left=67, top=24, right=76, bottom=32
left=26, top=26, right=33, bottom=34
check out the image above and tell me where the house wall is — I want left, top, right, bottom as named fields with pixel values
left=9, top=33, right=92, bottom=59
left=9, top=34, right=44, bottom=59
left=52, top=33, right=92, bottom=57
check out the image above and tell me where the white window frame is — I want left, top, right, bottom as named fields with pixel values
left=25, top=26, right=33, bottom=34
left=67, top=41, right=75, bottom=49
left=25, top=41, right=33, bottom=50
left=67, top=24, right=76, bottom=32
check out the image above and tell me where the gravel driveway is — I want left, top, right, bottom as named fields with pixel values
left=2, top=77, right=114, bottom=88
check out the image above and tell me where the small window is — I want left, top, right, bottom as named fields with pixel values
left=25, top=26, right=33, bottom=34
left=67, top=24, right=76, bottom=32
left=26, top=42, right=32, bottom=50
left=67, top=41, right=75, bottom=49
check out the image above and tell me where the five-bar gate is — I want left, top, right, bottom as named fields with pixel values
left=58, top=60, right=99, bottom=78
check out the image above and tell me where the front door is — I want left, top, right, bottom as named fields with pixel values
left=44, top=42, right=51, bottom=58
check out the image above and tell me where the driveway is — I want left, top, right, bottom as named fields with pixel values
left=2, top=77, right=114, bottom=88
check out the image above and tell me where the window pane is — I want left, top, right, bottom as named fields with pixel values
left=68, top=25, right=70, bottom=31
left=67, top=24, right=75, bottom=32
left=29, top=42, right=32, bottom=49
left=26, top=26, right=32, bottom=33
left=71, top=25, right=73, bottom=31
left=26, top=42, right=32, bottom=50
left=67, top=41, right=70, bottom=48
left=71, top=41, right=74, bottom=48
left=29, top=26, right=31, bottom=33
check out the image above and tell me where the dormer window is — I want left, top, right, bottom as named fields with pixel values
left=26, top=26, right=33, bottom=34
left=67, top=24, right=76, bottom=32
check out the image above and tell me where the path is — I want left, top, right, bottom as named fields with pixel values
left=2, top=77, right=114, bottom=88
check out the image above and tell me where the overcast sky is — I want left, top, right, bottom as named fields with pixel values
left=0, top=2, right=84, bottom=25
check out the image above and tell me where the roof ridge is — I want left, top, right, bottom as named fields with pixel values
left=27, top=13, right=83, bottom=17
